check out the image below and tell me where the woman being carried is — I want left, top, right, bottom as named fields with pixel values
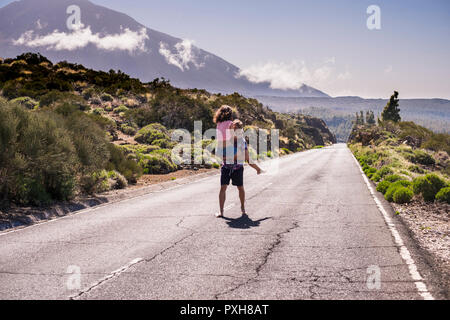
left=213, top=109, right=262, bottom=218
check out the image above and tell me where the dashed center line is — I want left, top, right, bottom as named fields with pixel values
left=69, top=258, right=144, bottom=300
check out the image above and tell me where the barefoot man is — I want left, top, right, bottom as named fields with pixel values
left=217, top=119, right=262, bottom=218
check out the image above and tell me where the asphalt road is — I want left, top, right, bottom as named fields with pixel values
left=0, top=144, right=442, bottom=299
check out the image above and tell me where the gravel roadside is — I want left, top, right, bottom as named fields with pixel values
left=392, top=200, right=449, bottom=296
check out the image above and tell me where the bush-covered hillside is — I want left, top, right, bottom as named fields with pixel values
left=0, top=53, right=335, bottom=206
left=258, top=96, right=450, bottom=141
left=348, top=120, right=449, bottom=205
left=296, top=107, right=356, bottom=142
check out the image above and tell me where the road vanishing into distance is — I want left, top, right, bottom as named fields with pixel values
left=0, top=144, right=443, bottom=299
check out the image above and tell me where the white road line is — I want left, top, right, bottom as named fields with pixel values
left=351, top=153, right=434, bottom=300
left=69, top=257, right=143, bottom=300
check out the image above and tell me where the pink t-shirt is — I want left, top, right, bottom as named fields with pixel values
left=216, top=120, right=232, bottom=142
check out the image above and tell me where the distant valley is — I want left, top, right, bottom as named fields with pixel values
left=257, top=96, right=450, bottom=142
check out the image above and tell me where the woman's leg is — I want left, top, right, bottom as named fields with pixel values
left=237, top=186, right=246, bottom=214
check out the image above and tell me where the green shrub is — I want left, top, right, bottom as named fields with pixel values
left=371, top=173, right=382, bottom=182
left=138, top=153, right=177, bottom=174
left=151, top=138, right=175, bottom=149
left=212, top=163, right=220, bottom=169
left=376, top=181, right=392, bottom=194
left=80, top=170, right=108, bottom=194
left=80, top=170, right=128, bottom=194
left=125, top=107, right=156, bottom=128
left=105, top=144, right=142, bottom=183
left=408, top=165, right=425, bottom=174
left=435, top=187, right=450, bottom=204
left=384, top=175, right=403, bottom=183
left=0, top=100, right=79, bottom=205
left=101, top=93, right=113, bottom=102
left=364, top=167, right=377, bottom=175
left=422, top=133, right=450, bottom=155
left=201, top=139, right=215, bottom=150
left=397, top=121, right=433, bottom=142
left=413, top=174, right=447, bottom=202
left=82, top=88, right=96, bottom=100
left=377, top=166, right=394, bottom=178
left=364, top=167, right=377, bottom=179
left=407, top=150, right=435, bottom=166
left=40, top=91, right=88, bottom=110
left=107, top=170, right=128, bottom=189
left=11, top=96, right=38, bottom=109
left=63, top=112, right=110, bottom=172
left=135, top=123, right=169, bottom=145
left=113, top=105, right=129, bottom=114
left=120, top=144, right=160, bottom=155
left=120, top=124, right=137, bottom=136
left=400, top=170, right=411, bottom=176
left=93, top=108, right=105, bottom=115
left=150, top=148, right=172, bottom=158
left=385, top=180, right=412, bottom=202
left=393, top=187, right=414, bottom=204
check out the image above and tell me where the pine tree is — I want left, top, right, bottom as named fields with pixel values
left=360, top=111, right=365, bottom=124
left=381, top=91, right=401, bottom=122
left=367, top=110, right=376, bottom=125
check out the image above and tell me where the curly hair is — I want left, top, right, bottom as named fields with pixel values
left=232, top=119, right=243, bottom=129
left=213, top=105, right=233, bottom=124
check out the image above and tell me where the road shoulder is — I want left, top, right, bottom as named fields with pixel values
left=0, top=169, right=220, bottom=233
left=351, top=152, right=448, bottom=299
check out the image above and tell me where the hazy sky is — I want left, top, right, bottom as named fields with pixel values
left=1, top=0, right=449, bottom=98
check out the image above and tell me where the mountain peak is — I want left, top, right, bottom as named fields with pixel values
left=0, top=0, right=329, bottom=98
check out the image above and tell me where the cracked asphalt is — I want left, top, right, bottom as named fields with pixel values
left=0, top=144, right=443, bottom=300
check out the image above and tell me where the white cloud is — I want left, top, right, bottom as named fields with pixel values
left=337, top=70, right=352, bottom=80
left=314, top=65, right=333, bottom=82
left=36, top=19, right=44, bottom=30
left=324, top=56, right=336, bottom=64
left=237, top=59, right=337, bottom=91
left=384, top=65, right=393, bottom=73
left=13, top=25, right=148, bottom=53
left=238, top=61, right=309, bottom=90
left=159, top=39, right=204, bottom=71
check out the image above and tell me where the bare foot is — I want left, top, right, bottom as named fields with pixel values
left=215, top=211, right=224, bottom=218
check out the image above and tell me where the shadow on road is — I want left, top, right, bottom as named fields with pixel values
left=223, top=214, right=271, bottom=229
